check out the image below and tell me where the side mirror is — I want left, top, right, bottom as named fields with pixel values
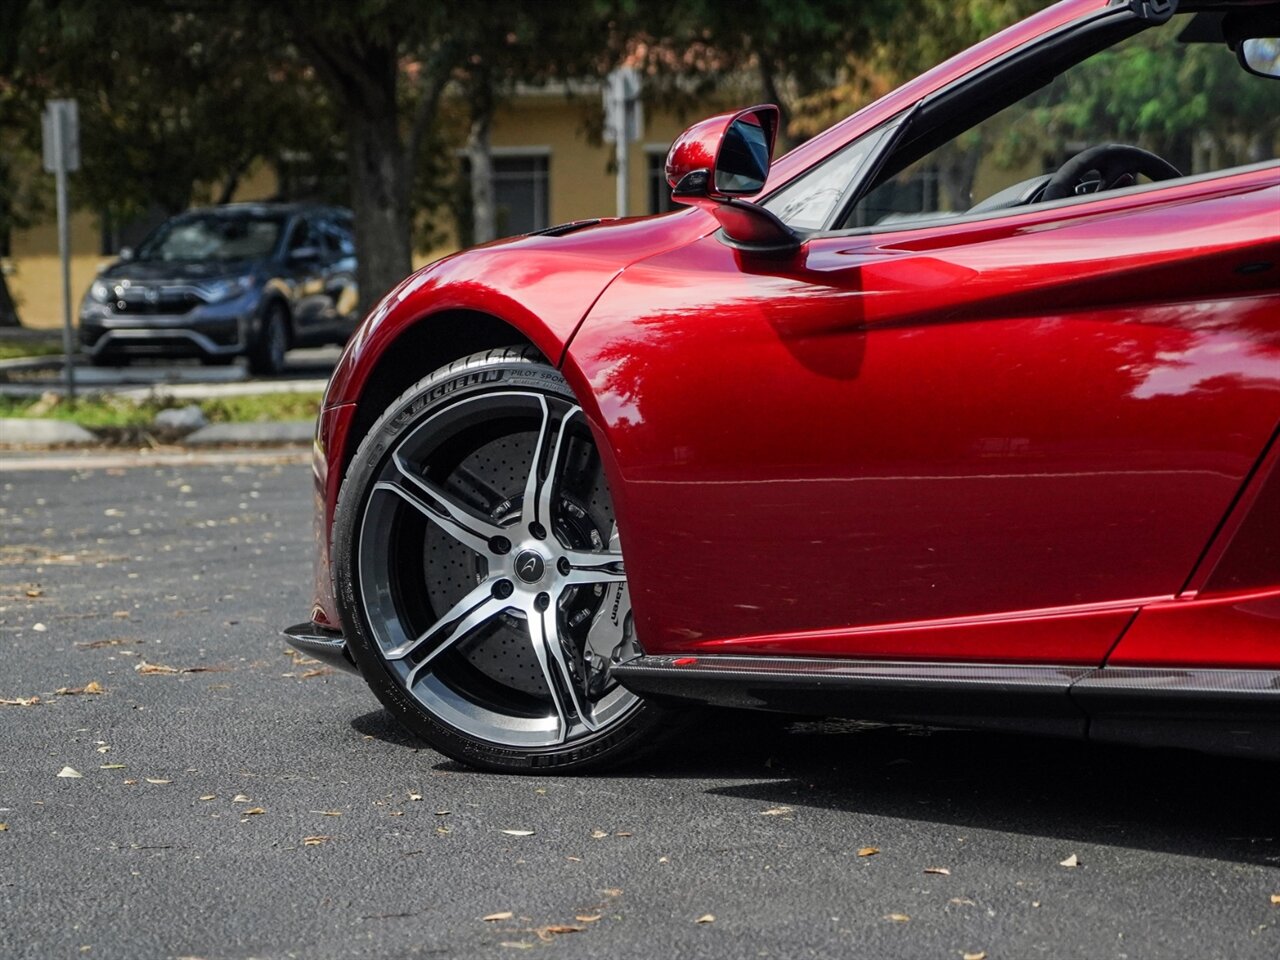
left=1225, top=10, right=1280, bottom=78
left=1238, top=37, right=1280, bottom=78
left=665, top=105, right=799, bottom=255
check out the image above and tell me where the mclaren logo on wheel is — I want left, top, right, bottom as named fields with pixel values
left=515, top=550, right=545, bottom=584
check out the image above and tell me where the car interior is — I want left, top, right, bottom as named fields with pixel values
left=764, top=3, right=1280, bottom=235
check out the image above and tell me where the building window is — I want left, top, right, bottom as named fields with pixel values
left=493, top=155, right=550, bottom=236
left=647, top=150, right=675, bottom=215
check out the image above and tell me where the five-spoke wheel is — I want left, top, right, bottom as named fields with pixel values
left=333, top=348, right=662, bottom=772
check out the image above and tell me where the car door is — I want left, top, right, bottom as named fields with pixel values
left=319, top=216, right=359, bottom=340
left=283, top=215, right=329, bottom=342
left=568, top=166, right=1280, bottom=664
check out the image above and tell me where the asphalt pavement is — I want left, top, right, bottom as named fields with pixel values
left=1, top=452, right=1278, bottom=960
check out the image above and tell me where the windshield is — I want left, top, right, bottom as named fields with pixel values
left=135, top=213, right=285, bottom=262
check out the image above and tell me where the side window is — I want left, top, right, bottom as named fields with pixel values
left=838, top=13, right=1279, bottom=232
left=761, top=121, right=898, bottom=231
left=288, top=217, right=320, bottom=254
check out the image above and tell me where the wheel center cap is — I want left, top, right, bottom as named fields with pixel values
left=514, top=549, right=546, bottom=584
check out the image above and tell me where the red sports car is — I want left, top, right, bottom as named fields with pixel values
left=286, top=0, right=1280, bottom=772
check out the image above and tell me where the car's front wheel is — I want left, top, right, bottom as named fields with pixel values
left=332, top=348, right=664, bottom=772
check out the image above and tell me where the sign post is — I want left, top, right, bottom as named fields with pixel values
left=42, top=99, right=80, bottom=401
left=603, top=69, right=642, bottom=218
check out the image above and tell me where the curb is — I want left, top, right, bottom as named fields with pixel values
left=0, top=417, right=313, bottom=449
left=185, top=422, right=314, bottom=445
left=0, top=417, right=98, bottom=445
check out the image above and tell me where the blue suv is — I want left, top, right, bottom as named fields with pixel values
left=79, top=203, right=359, bottom=375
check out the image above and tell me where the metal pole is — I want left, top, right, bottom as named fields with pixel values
left=616, top=131, right=629, bottom=219
left=52, top=109, right=76, bottom=401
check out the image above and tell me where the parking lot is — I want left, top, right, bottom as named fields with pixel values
left=2, top=452, right=1278, bottom=960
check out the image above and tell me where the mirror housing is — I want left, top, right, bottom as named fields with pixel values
left=1225, top=9, right=1280, bottom=78
left=665, top=105, right=799, bottom=255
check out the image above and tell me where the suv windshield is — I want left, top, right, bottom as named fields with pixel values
left=135, top=213, right=285, bottom=262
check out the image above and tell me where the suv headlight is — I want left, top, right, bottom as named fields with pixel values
left=89, top=280, right=113, bottom=302
left=197, top=275, right=255, bottom=303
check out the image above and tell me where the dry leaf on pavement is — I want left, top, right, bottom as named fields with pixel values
left=884, top=914, right=910, bottom=923
left=483, top=911, right=514, bottom=922
left=310, top=810, right=342, bottom=817
left=1, top=696, right=40, bottom=707
left=1271, top=894, right=1280, bottom=905
left=963, top=952, right=988, bottom=960
left=57, top=766, right=82, bottom=778
left=535, top=925, right=584, bottom=940
left=575, top=914, right=602, bottom=923
left=0, top=823, right=8, bottom=831
left=924, top=867, right=952, bottom=876
left=243, top=807, right=266, bottom=815
left=55, top=681, right=104, bottom=696
left=695, top=914, right=715, bottom=924
left=501, top=829, right=535, bottom=836
left=591, top=828, right=608, bottom=839
left=302, top=836, right=331, bottom=846
left=145, top=779, right=171, bottom=785
left=1059, top=854, right=1080, bottom=868
left=761, top=806, right=793, bottom=816
left=858, top=846, right=880, bottom=857
left=231, top=794, right=251, bottom=803
left=199, top=795, right=216, bottom=801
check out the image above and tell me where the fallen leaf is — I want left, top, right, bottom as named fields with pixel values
left=482, top=911, right=514, bottom=922
left=884, top=914, right=910, bottom=923
left=57, top=766, right=82, bottom=778
left=695, top=914, right=715, bottom=924
left=310, top=810, right=342, bottom=817
left=950, top=898, right=977, bottom=907
left=591, top=828, right=608, bottom=839
left=32, top=623, right=47, bottom=632
left=135, top=660, right=223, bottom=675
left=566, top=856, right=582, bottom=862
left=113, top=611, right=130, bottom=618
left=575, top=914, right=602, bottom=923
left=199, top=795, right=216, bottom=801
left=535, top=925, right=584, bottom=940
left=300, top=668, right=333, bottom=679
left=761, top=806, right=793, bottom=816
left=123, top=779, right=137, bottom=785
left=0, top=696, right=40, bottom=707
left=924, top=867, right=952, bottom=876
left=0, top=823, right=8, bottom=831
left=231, top=794, right=251, bottom=803
left=601, top=888, right=622, bottom=898
left=75, top=637, right=142, bottom=649
left=100, top=764, right=126, bottom=770
left=26, top=588, right=43, bottom=598
left=858, top=846, right=880, bottom=857
left=145, top=779, right=171, bottom=785
left=615, top=831, right=633, bottom=837
left=1059, top=854, right=1080, bottom=868
left=1271, top=894, right=1280, bottom=905
left=243, top=807, right=266, bottom=816
left=963, top=952, right=988, bottom=960
left=501, top=829, right=535, bottom=836
left=499, top=942, right=532, bottom=950
left=302, top=835, right=331, bottom=846
left=408, top=793, right=423, bottom=802
left=56, top=683, right=105, bottom=696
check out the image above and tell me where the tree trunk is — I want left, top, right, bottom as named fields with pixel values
left=347, top=105, right=413, bottom=312
left=467, top=105, right=496, bottom=245
left=0, top=270, right=21, bottom=327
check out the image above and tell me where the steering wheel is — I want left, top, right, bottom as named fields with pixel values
left=1041, top=143, right=1182, bottom=202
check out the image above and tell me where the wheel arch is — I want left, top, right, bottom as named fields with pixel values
left=339, top=308, right=543, bottom=481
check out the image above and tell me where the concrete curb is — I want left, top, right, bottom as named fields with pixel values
left=0, top=417, right=98, bottom=445
left=184, top=421, right=314, bottom=445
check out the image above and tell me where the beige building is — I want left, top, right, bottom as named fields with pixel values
left=3, top=88, right=703, bottom=331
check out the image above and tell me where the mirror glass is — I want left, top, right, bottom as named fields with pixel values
left=1240, top=37, right=1280, bottom=78
left=715, top=114, right=771, bottom=195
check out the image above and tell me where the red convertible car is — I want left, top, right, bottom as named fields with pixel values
left=286, top=0, right=1280, bottom=771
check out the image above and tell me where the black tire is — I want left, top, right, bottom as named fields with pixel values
left=247, top=301, right=288, bottom=376
left=332, top=347, right=669, bottom=773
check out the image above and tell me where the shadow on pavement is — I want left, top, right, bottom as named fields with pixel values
left=353, top=704, right=1280, bottom=868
